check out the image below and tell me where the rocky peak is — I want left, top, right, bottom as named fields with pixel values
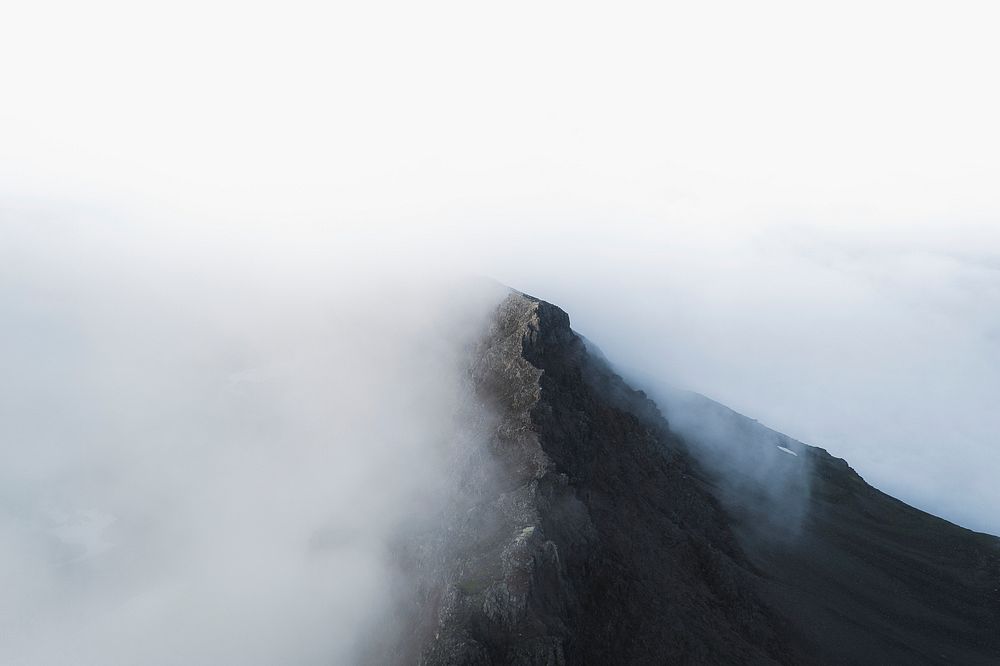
left=409, top=291, right=788, bottom=664
left=367, top=290, right=1000, bottom=665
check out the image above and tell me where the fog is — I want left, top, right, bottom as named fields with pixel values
left=2, top=0, right=1000, bottom=662
left=0, top=221, right=506, bottom=664
left=502, top=219, right=1000, bottom=536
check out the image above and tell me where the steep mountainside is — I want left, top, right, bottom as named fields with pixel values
left=661, top=390, right=1000, bottom=665
left=377, top=291, right=1000, bottom=665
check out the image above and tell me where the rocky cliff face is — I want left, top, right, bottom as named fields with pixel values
left=370, top=291, right=1000, bottom=665
left=376, top=292, right=789, bottom=664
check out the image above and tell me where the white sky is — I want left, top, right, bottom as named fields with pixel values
left=2, top=0, right=999, bottom=534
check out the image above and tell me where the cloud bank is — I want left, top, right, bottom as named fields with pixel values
left=0, top=222, right=505, bottom=664
left=1, top=1, right=999, bottom=661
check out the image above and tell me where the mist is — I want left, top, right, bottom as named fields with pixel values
left=513, top=220, right=1000, bottom=535
left=0, top=221, right=507, bottom=664
left=2, top=0, right=1000, bottom=661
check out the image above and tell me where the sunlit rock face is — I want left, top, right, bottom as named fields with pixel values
left=376, top=290, right=1000, bottom=666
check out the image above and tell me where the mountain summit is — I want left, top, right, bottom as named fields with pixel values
left=374, top=291, right=1000, bottom=665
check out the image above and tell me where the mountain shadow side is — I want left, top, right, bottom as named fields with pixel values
left=371, top=291, right=1000, bottom=665
left=658, top=389, right=1000, bottom=665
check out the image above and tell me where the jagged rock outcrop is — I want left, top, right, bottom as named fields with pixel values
left=370, top=290, right=1000, bottom=665
left=400, top=292, right=790, bottom=664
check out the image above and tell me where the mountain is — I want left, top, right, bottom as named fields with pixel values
left=660, top=388, right=1000, bottom=664
left=371, top=291, right=1000, bottom=665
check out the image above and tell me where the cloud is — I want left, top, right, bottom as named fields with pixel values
left=2, top=2, right=1000, bottom=661
left=0, top=222, right=505, bottom=664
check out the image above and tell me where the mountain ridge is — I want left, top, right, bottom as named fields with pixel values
left=377, top=290, right=1000, bottom=665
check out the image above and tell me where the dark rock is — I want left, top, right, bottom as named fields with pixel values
left=370, top=290, right=1000, bottom=665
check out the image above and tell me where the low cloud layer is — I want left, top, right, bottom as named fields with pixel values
left=1, top=2, right=999, bottom=662
left=2, top=209, right=997, bottom=666
left=0, top=223, right=505, bottom=664
left=515, top=220, right=1000, bottom=535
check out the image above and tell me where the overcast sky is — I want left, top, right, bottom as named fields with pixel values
left=2, top=0, right=998, bottom=546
